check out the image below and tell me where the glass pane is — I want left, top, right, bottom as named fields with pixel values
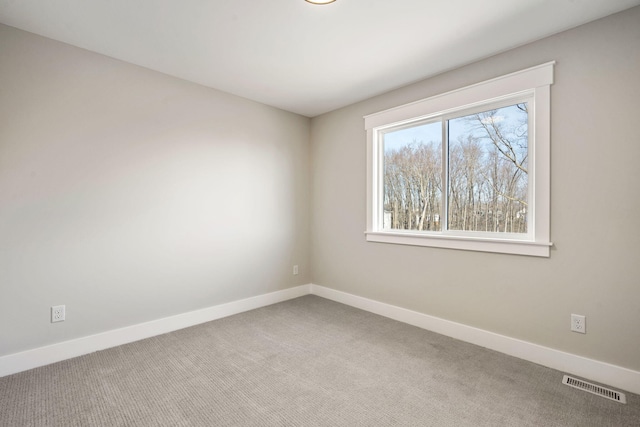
left=382, top=122, right=442, bottom=231
left=447, top=103, right=528, bottom=233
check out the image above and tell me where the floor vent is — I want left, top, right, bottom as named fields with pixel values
left=562, top=375, right=626, bottom=404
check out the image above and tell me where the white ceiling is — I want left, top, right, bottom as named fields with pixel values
left=1, top=0, right=639, bottom=117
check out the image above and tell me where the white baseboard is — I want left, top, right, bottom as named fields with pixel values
left=0, top=284, right=311, bottom=378
left=3, top=282, right=638, bottom=396
left=310, top=284, right=640, bottom=395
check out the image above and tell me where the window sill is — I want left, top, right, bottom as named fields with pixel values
left=365, top=231, right=551, bottom=257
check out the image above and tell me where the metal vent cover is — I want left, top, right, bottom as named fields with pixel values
left=562, top=375, right=626, bottom=404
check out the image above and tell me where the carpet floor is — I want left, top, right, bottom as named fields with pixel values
left=0, top=295, right=638, bottom=426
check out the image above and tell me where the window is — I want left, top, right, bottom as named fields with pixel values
left=365, top=62, right=554, bottom=257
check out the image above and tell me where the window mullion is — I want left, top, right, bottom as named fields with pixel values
left=442, top=118, right=449, bottom=233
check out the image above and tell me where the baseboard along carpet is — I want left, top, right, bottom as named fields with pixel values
left=0, top=295, right=638, bottom=426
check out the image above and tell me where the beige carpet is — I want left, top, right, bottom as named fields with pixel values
left=1, top=295, right=638, bottom=426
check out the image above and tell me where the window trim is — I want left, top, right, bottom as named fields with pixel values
left=364, top=62, right=554, bottom=257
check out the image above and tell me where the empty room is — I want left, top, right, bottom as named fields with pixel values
left=1, top=1, right=639, bottom=425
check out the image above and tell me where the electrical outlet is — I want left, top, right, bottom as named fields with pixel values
left=571, top=314, right=585, bottom=334
left=293, top=265, right=299, bottom=275
left=51, top=305, right=65, bottom=323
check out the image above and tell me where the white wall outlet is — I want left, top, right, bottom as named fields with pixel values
left=51, top=305, right=65, bottom=323
left=293, top=265, right=299, bottom=275
left=571, top=314, right=585, bottom=334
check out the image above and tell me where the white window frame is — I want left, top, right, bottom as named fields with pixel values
left=364, top=62, right=554, bottom=257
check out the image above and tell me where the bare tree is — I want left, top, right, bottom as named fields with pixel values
left=383, top=102, right=528, bottom=234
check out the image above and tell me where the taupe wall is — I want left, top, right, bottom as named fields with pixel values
left=0, top=24, right=311, bottom=356
left=310, top=7, right=640, bottom=371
